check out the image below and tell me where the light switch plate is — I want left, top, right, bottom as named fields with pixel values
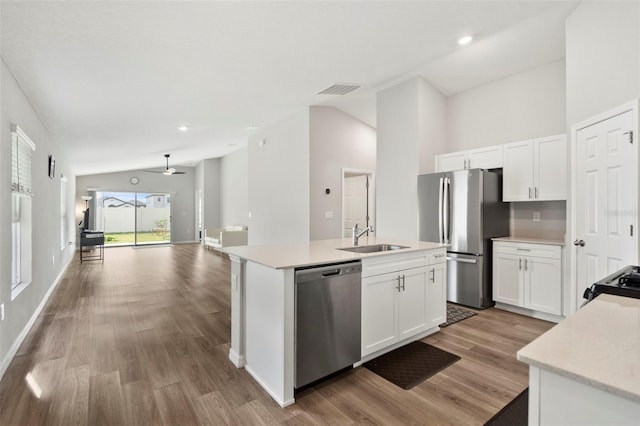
left=533, top=212, right=541, bottom=222
left=0, top=303, right=4, bottom=322
left=325, top=211, right=333, bottom=219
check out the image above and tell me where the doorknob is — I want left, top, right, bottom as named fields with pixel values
left=573, top=239, right=585, bottom=247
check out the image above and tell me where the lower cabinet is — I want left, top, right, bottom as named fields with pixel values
left=361, top=250, right=446, bottom=357
left=493, top=241, right=562, bottom=316
left=427, top=262, right=446, bottom=328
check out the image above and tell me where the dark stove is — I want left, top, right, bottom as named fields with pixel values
left=583, top=265, right=640, bottom=302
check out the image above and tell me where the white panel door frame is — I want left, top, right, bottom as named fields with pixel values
left=342, top=168, right=375, bottom=239
left=570, top=99, right=639, bottom=314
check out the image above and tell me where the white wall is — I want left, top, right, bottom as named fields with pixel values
left=446, top=60, right=566, bottom=152
left=202, top=158, right=221, bottom=230
left=248, top=110, right=310, bottom=245
left=76, top=169, right=197, bottom=243
left=376, top=77, right=446, bottom=240
left=566, top=2, right=640, bottom=127
left=309, top=106, right=376, bottom=240
left=564, top=1, right=640, bottom=314
left=220, top=147, right=248, bottom=227
left=1, top=59, right=77, bottom=376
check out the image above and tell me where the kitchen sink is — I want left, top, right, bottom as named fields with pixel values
left=338, top=244, right=410, bottom=253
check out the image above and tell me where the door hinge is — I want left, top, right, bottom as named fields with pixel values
left=365, top=176, right=370, bottom=189
left=624, top=130, right=633, bottom=144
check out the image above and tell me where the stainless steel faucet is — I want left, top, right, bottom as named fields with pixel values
left=352, top=224, right=374, bottom=245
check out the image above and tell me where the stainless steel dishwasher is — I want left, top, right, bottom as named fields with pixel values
left=295, top=261, right=362, bottom=389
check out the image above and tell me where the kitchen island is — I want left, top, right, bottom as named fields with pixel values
left=223, top=236, right=447, bottom=407
left=517, top=294, right=640, bottom=425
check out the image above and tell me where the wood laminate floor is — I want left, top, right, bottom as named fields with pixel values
left=0, top=244, right=554, bottom=425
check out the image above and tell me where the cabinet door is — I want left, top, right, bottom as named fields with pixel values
left=503, top=141, right=534, bottom=201
left=437, top=151, right=467, bottom=172
left=493, top=252, right=523, bottom=306
left=427, top=263, right=446, bottom=328
left=534, top=135, right=567, bottom=201
left=525, top=256, right=562, bottom=315
left=397, top=267, right=428, bottom=339
left=468, top=145, right=503, bottom=169
left=362, top=272, right=397, bottom=356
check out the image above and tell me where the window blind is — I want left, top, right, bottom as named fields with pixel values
left=11, top=126, right=36, bottom=195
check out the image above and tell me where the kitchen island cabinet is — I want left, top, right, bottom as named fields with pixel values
left=223, top=237, right=447, bottom=407
left=518, top=294, right=640, bottom=425
left=361, top=248, right=446, bottom=358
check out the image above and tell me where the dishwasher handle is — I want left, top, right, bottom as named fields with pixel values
left=295, top=261, right=362, bottom=283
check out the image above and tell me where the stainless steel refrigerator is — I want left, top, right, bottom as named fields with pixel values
left=418, top=169, right=509, bottom=309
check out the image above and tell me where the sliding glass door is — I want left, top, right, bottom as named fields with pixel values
left=95, top=191, right=171, bottom=246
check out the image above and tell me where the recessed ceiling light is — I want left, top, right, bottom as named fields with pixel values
left=248, top=125, right=260, bottom=130
left=457, top=35, right=473, bottom=46
left=226, top=143, right=238, bottom=147
left=178, top=126, right=189, bottom=132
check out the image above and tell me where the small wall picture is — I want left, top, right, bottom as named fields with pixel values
left=48, top=155, right=56, bottom=179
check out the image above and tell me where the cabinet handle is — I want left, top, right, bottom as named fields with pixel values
left=529, top=187, right=532, bottom=199
left=524, top=259, right=528, bottom=271
left=535, top=187, right=539, bottom=199
left=396, top=276, right=401, bottom=292
left=519, top=258, right=522, bottom=270
left=401, top=275, right=406, bottom=291
left=430, top=268, right=435, bottom=283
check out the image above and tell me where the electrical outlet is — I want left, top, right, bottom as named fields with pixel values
left=0, top=303, right=4, bottom=322
left=325, top=211, right=333, bottom=219
left=52, top=255, right=55, bottom=265
left=533, top=212, right=541, bottom=222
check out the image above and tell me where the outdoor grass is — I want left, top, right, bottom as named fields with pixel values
left=104, top=231, right=169, bottom=245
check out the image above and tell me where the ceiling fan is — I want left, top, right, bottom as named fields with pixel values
left=145, top=154, right=186, bottom=175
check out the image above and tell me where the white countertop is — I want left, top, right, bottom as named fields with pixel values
left=222, top=237, right=447, bottom=269
left=517, top=294, right=640, bottom=402
left=493, top=236, right=566, bottom=246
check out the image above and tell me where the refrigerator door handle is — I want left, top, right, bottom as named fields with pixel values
left=438, top=177, right=444, bottom=243
left=443, top=177, right=450, bottom=244
left=446, top=256, right=478, bottom=264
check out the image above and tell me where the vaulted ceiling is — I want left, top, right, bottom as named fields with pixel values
left=0, top=1, right=578, bottom=175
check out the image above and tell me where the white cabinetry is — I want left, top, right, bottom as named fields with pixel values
left=361, top=249, right=446, bottom=357
left=436, top=145, right=503, bottom=172
left=493, top=241, right=562, bottom=316
left=503, top=134, right=566, bottom=201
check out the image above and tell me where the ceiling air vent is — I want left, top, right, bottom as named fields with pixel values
left=317, top=83, right=362, bottom=96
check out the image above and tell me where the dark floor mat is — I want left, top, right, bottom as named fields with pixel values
left=441, top=303, right=477, bottom=327
left=484, top=388, right=529, bottom=426
left=364, top=341, right=460, bottom=390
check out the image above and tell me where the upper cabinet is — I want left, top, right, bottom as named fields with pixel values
left=503, top=134, right=566, bottom=202
left=436, top=145, right=503, bottom=172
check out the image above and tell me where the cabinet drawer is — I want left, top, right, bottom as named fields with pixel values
left=362, top=251, right=429, bottom=278
left=428, top=249, right=447, bottom=265
left=493, top=241, right=561, bottom=259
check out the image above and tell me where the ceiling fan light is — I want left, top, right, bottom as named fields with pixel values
left=163, top=169, right=172, bottom=175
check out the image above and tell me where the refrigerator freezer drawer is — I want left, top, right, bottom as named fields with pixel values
left=446, top=253, right=492, bottom=309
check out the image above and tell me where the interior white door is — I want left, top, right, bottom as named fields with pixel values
left=575, top=109, right=636, bottom=310
left=343, top=175, right=368, bottom=237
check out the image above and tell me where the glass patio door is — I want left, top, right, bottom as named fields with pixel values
left=95, top=191, right=171, bottom=246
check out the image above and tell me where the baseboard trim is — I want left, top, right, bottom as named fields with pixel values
left=494, top=303, right=564, bottom=323
left=244, top=363, right=295, bottom=408
left=0, top=255, right=73, bottom=380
